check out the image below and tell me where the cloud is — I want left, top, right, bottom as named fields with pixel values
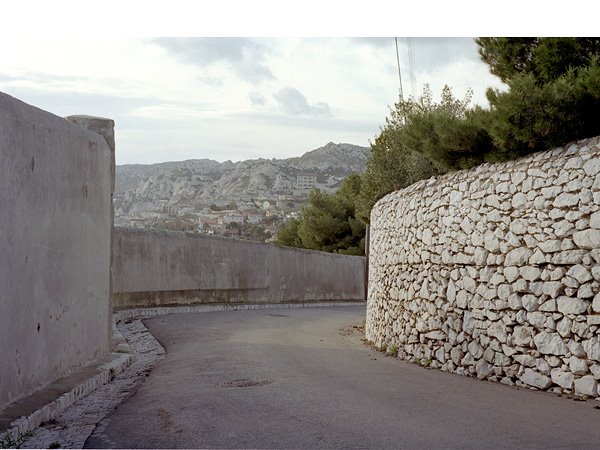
left=350, top=37, right=394, bottom=48
left=0, top=85, right=155, bottom=119
left=248, top=92, right=266, bottom=106
left=151, top=38, right=274, bottom=84
left=272, top=87, right=330, bottom=116
left=195, top=75, right=224, bottom=86
left=402, top=37, right=480, bottom=72
left=0, top=71, right=104, bottom=93
left=349, top=37, right=479, bottom=70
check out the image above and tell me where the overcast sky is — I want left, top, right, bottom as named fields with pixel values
left=0, top=2, right=579, bottom=165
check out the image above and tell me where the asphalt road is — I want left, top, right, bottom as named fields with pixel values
left=86, top=306, right=600, bottom=449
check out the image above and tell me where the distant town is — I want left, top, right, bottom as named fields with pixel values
left=114, top=173, right=332, bottom=241
left=113, top=143, right=370, bottom=242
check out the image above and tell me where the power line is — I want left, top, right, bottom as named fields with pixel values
left=407, top=37, right=416, bottom=98
left=394, top=37, right=404, bottom=103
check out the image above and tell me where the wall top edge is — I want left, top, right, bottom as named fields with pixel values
left=0, top=91, right=113, bottom=150
left=65, top=115, right=115, bottom=127
left=114, top=226, right=365, bottom=261
left=371, top=134, right=600, bottom=219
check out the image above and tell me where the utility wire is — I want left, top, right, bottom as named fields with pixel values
left=407, top=37, right=416, bottom=98
left=394, top=37, right=404, bottom=103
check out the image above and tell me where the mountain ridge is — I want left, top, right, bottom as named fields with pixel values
left=114, top=142, right=371, bottom=221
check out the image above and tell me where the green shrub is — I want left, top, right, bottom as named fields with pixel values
left=1, top=431, right=34, bottom=449
left=277, top=174, right=365, bottom=255
left=486, top=60, right=600, bottom=157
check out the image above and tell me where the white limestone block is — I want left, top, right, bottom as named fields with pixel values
left=569, top=356, right=589, bottom=375
left=519, top=368, right=552, bottom=389
left=513, top=354, right=536, bottom=367
left=583, top=338, right=600, bottom=360
left=583, top=158, right=600, bottom=177
left=504, top=266, right=519, bottom=283
left=553, top=192, right=579, bottom=208
left=551, top=250, right=587, bottom=265
left=513, top=326, right=533, bottom=346
left=556, top=317, right=572, bottom=337
left=487, top=321, right=508, bottom=344
left=483, top=230, right=501, bottom=253
left=522, top=295, right=541, bottom=312
left=505, top=247, right=533, bottom=266
left=573, top=229, right=600, bottom=250
left=538, top=298, right=557, bottom=312
left=566, top=264, right=593, bottom=284
left=541, top=281, right=563, bottom=298
left=574, top=375, right=597, bottom=396
left=551, top=368, right=574, bottom=389
left=557, top=296, right=589, bottom=315
left=590, top=211, right=600, bottom=230
left=475, top=359, right=493, bottom=379
left=533, top=331, right=568, bottom=355
left=527, top=311, right=547, bottom=328
left=537, top=239, right=562, bottom=253
left=520, top=266, right=542, bottom=281
left=528, top=249, right=546, bottom=264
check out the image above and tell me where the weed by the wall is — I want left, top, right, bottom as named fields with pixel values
left=0, top=430, right=34, bottom=449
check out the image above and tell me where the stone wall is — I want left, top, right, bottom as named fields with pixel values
left=113, top=227, right=365, bottom=308
left=366, top=136, right=600, bottom=397
left=0, top=93, right=115, bottom=410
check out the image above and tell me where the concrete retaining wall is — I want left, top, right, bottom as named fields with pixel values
left=366, top=136, right=600, bottom=398
left=112, top=227, right=365, bottom=308
left=0, top=92, right=114, bottom=410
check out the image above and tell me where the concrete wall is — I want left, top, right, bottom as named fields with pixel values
left=113, top=227, right=365, bottom=308
left=366, top=136, right=600, bottom=398
left=0, top=92, right=114, bottom=410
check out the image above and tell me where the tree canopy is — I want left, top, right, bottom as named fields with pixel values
left=277, top=37, right=600, bottom=256
left=476, top=37, right=600, bottom=84
left=277, top=174, right=365, bottom=255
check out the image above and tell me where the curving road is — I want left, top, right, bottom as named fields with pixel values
left=86, top=306, right=600, bottom=449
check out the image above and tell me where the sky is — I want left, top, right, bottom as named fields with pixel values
left=0, top=1, right=584, bottom=165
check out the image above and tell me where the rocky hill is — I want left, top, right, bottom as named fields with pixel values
left=115, top=142, right=371, bottom=218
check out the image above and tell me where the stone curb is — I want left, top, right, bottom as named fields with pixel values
left=3, top=353, right=133, bottom=441
left=3, top=301, right=364, bottom=441
left=115, top=301, right=365, bottom=323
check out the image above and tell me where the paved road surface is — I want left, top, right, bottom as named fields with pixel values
left=86, top=306, right=600, bottom=448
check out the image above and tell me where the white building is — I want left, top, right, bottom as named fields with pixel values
left=246, top=213, right=263, bottom=224
left=223, top=213, right=245, bottom=224
left=296, top=174, right=317, bottom=190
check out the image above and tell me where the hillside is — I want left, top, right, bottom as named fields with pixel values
left=115, top=142, right=370, bottom=219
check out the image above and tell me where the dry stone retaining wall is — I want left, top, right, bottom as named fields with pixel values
left=366, top=136, right=600, bottom=397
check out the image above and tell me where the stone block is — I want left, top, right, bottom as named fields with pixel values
left=557, top=296, right=589, bottom=315
left=574, top=375, right=597, bottom=396
left=519, top=368, right=552, bottom=389
left=573, top=229, right=600, bottom=250
left=533, top=331, right=568, bottom=356
left=551, top=368, right=574, bottom=389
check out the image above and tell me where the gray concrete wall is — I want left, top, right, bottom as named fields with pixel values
left=113, top=227, right=365, bottom=308
left=0, top=92, right=114, bottom=410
